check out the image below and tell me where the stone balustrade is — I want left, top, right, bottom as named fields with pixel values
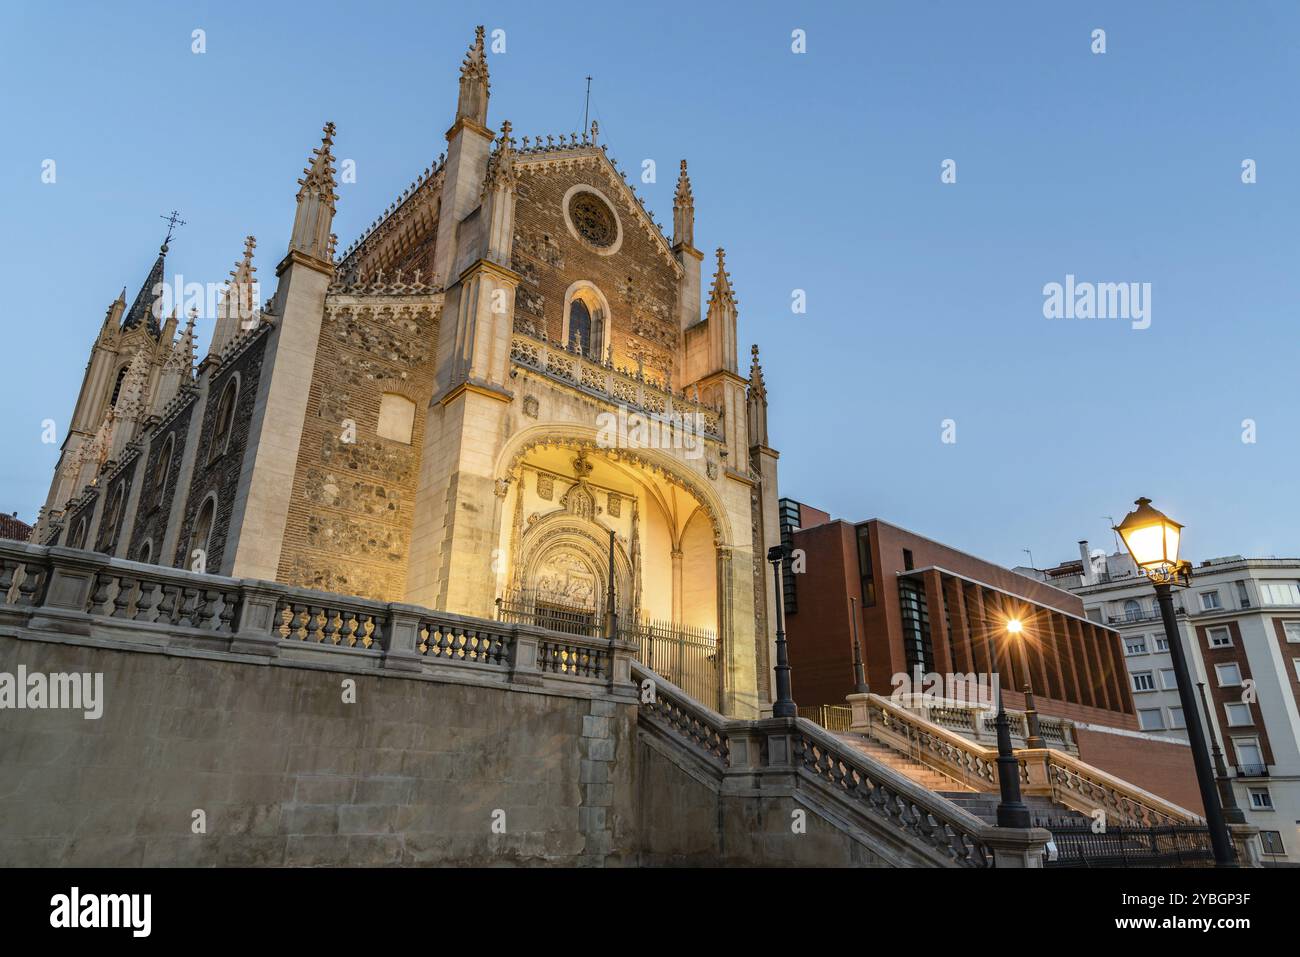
left=0, top=540, right=633, bottom=697
left=848, top=693, right=1203, bottom=827
left=634, top=664, right=1051, bottom=868
left=510, top=332, right=724, bottom=440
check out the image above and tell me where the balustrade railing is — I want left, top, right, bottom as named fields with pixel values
left=510, top=332, right=724, bottom=440
left=848, top=693, right=1200, bottom=827
left=0, top=540, right=622, bottom=691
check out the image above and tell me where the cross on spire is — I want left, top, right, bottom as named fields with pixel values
left=159, top=209, right=186, bottom=249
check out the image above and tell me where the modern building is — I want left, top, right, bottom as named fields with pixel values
left=1026, top=545, right=1300, bottom=863
left=27, top=26, right=782, bottom=718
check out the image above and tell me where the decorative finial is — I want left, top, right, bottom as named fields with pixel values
left=159, top=209, right=186, bottom=250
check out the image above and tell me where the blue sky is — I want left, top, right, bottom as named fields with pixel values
left=1, top=1, right=1296, bottom=569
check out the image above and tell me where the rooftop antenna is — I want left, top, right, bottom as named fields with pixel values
left=1102, top=516, right=1120, bottom=552
left=1022, top=548, right=1035, bottom=570
left=583, top=76, right=592, bottom=135
left=159, top=209, right=186, bottom=247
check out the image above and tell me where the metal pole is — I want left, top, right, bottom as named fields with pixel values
left=1155, top=581, right=1235, bottom=865
left=1017, top=636, right=1045, bottom=749
left=768, top=546, right=796, bottom=718
left=1196, top=680, right=1246, bottom=825
left=605, top=529, right=617, bottom=640
left=850, top=596, right=869, bottom=694
left=986, top=628, right=1030, bottom=827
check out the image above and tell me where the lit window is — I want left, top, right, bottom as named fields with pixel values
left=1215, top=662, right=1242, bottom=687
left=1125, top=636, right=1148, bottom=656
left=1200, top=591, right=1222, bottom=611
left=1225, top=702, right=1252, bottom=727
left=377, top=393, right=416, bottom=444
left=1248, top=788, right=1273, bottom=810
left=1283, top=621, right=1300, bottom=643
left=1132, top=671, right=1156, bottom=692
left=1137, top=708, right=1164, bottom=731
left=1207, top=626, right=1232, bottom=648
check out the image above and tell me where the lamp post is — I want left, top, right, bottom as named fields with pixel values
left=1196, top=681, right=1246, bottom=826
left=1008, top=618, right=1045, bottom=750
left=768, top=544, right=797, bottom=718
left=1114, top=497, right=1235, bottom=866
left=850, top=596, right=869, bottom=695
left=984, top=621, right=1030, bottom=828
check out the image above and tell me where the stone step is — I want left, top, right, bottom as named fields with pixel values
left=834, top=734, right=977, bottom=793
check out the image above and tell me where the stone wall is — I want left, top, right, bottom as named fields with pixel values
left=0, top=632, right=637, bottom=867
left=93, top=455, right=138, bottom=554
left=1074, top=724, right=1203, bottom=815
left=128, top=396, right=195, bottom=564
left=176, top=334, right=268, bottom=572
left=276, top=292, right=440, bottom=602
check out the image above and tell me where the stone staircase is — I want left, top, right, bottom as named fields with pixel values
left=937, top=792, right=1091, bottom=828
left=835, top=733, right=978, bottom=793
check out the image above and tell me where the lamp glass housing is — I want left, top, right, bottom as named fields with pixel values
left=1115, top=497, right=1183, bottom=571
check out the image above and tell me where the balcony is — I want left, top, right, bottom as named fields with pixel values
left=1235, top=764, right=1269, bottom=778
left=1107, top=607, right=1184, bottom=625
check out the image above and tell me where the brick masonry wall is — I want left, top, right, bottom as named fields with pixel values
left=275, top=296, right=439, bottom=602
left=129, top=399, right=195, bottom=563
left=60, top=489, right=98, bottom=549
left=513, top=161, right=679, bottom=383
left=176, top=336, right=267, bottom=572
left=0, top=634, right=637, bottom=866
left=1074, top=725, right=1204, bottom=815
left=93, top=456, right=138, bottom=554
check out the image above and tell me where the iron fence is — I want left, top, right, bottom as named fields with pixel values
left=1039, top=821, right=1224, bottom=868
left=496, top=590, right=720, bottom=709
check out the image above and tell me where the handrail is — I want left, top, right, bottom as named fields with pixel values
left=848, top=693, right=1201, bottom=826
left=633, top=663, right=1011, bottom=868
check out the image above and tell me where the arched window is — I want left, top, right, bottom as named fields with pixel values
left=69, top=516, right=88, bottom=550
left=209, top=378, right=238, bottom=463
left=154, top=434, right=174, bottom=495
left=568, top=299, right=592, bottom=355
left=377, top=393, right=416, bottom=444
left=137, top=539, right=153, bottom=564
left=190, top=495, right=217, bottom=570
left=104, top=484, right=124, bottom=536
left=1123, top=599, right=1142, bottom=622
left=109, top=366, right=129, bottom=407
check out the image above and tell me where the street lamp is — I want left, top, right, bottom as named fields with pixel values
left=849, top=596, right=869, bottom=695
left=984, top=616, right=1031, bottom=828
left=1007, top=618, right=1045, bottom=750
left=768, top=544, right=797, bottom=718
left=1114, top=497, right=1235, bottom=866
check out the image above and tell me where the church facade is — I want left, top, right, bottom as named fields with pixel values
left=32, top=27, right=782, bottom=718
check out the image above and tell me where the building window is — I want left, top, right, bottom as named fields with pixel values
left=1125, top=635, right=1148, bottom=655
left=137, top=539, right=153, bottom=564
left=1235, top=581, right=1251, bottom=608
left=190, top=495, right=217, bottom=569
left=1234, top=737, right=1264, bottom=772
left=1283, top=621, right=1300, bottom=643
left=1159, top=667, right=1178, bottom=690
left=104, top=484, right=124, bottom=538
left=1247, top=787, right=1273, bottom=810
left=898, top=579, right=933, bottom=674
left=1207, top=626, right=1233, bottom=648
left=109, top=365, right=129, bottom=407
left=154, top=434, right=174, bottom=494
left=1199, top=590, right=1222, bottom=611
left=902, top=548, right=914, bottom=572
left=68, top=516, right=88, bottom=550
left=1259, top=581, right=1300, bottom=605
left=567, top=190, right=618, bottom=249
left=1167, top=706, right=1185, bottom=729
left=855, top=524, right=875, bottom=607
left=1260, top=830, right=1286, bottom=855
left=1154, top=634, right=1170, bottom=652
left=1137, top=708, right=1164, bottom=731
left=1224, top=702, right=1252, bottom=727
left=377, top=393, right=416, bottom=444
left=567, top=298, right=593, bottom=354
left=1293, top=658, right=1300, bottom=681
left=1123, top=599, right=1142, bottom=622
left=1215, top=662, right=1242, bottom=687
left=209, top=378, right=239, bottom=463
left=1131, top=671, right=1156, bottom=692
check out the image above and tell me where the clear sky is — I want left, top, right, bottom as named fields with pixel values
left=1, top=1, right=1296, bottom=570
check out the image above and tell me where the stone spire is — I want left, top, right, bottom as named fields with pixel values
left=210, top=235, right=258, bottom=357
left=121, top=242, right=168, bottom=338
left=483, top=120, right=517, bottom=193
left=100, top=288, right=127, bottom=338
left=154, top=308, right=196, bottom=415
left=747, top=343, right=770, bottom=449
left=673, top=160, right=695, bottom=250
left=707, top=247, right=737, bottom=312
left=289, top=123, right=338, bottom=263
left=483, top=121, right=518, bottom=265
left=455, top=25, right=490, bottom=127
left=748, top=344, right=767, bottom=401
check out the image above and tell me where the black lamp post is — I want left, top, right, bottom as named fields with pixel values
left=1114, top=498, right=1235, bottom=866
left=1009, top=618, right=1046, bottom=750
left=984, top=625, right=1030, bottom=828
left=768, top=543, right=797, bottom=718
left=1196, top=680, right=1247, bottom=826
left=849, top=596, right=869, bottom=695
